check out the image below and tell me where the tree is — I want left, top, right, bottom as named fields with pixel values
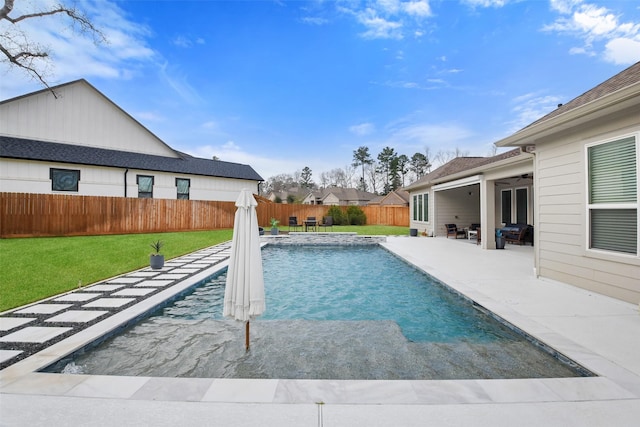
left=396, top=154, right=409, bottom=187
left=377, top=146, right=397, bottom=194
left=433, top=147, right=469, bottom=167
left=299, top=166, right=314, bottom=189
left=1, top=0, right=106, bottom=95
left=352, top=146, right=373, bottom=192
left=410, top=152, right=431, bottom=179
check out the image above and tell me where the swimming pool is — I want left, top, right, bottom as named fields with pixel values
left=51, top=244, right=590, bottom=380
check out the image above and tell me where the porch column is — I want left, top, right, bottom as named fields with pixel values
left=480, top=177, right=496, bottom=249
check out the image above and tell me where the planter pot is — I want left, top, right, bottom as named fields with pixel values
left=150, top=254, right=165, bottom=269
left=409, top=228, right=418, bottom=237
left=495, top=236, right=506, bottom=250
left=270, top=227, right=279, bottom=235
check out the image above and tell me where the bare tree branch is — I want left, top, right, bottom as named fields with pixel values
left=1, top=0, right=106, bottom=96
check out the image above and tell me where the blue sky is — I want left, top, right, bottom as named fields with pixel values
left=2, top=0, right=640, bottom=182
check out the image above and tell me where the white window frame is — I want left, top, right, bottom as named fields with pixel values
left=412, top=192, right=429, bottom=223
left=585, top=133, right=639, bottom=257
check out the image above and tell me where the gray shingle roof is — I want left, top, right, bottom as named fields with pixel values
left=523, top=61, right=640, bottom=130
left=404, top=148, right=522, bottom=190
left=0, top=136, right=263, bottom=181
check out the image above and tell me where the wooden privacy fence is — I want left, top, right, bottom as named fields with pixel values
left=0, top=193, right=409, bottom=237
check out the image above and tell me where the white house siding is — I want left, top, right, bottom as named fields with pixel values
left=189, top=176, right=258, bottom=202
left=0, top=81, right=177, bottom=158
left=433, top=186, right=480, bottom=236
left=535, top=121, right=640, bottom=304
left=1, top=158, right=258, bottom=202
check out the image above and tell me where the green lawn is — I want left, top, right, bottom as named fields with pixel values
left=0, top=226, right=408, bottom=311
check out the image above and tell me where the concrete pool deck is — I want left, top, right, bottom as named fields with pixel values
left=1, top=235, right=640, bottom=426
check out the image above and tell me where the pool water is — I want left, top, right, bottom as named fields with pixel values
left=166, top=245, right=520, bottom=343
left=51, top=244, right=589, bottom=379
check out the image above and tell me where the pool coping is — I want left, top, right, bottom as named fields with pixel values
left=1, top=236, right=640, bottom=408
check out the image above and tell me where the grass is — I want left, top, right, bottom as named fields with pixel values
left=0, top=225, right=408, bottom=311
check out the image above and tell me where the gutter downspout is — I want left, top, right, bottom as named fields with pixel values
left=124, top=169, right=129, bottom=197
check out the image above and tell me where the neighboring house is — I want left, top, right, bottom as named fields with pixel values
left=266, top=187, right=307, bottom=203
left=0, top=80, right=263, bottom=201
left=405, top=148, right=534, bottom=239
left=495, top=61, right=640, bottom=304
left=405, top=61, right=639, bottom=304
left=368, top=189, right=410, bottom=207
left=302, top=187, right=377, bottom=205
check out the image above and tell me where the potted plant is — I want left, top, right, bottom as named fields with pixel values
left=149, top=240, right=165, bottom=269
left=270, top=218, right=280, bottom=235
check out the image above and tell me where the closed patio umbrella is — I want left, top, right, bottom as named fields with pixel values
left=223, top=189, right=266, bottom=351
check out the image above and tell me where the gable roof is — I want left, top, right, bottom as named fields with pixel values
left=368, top=189, right=410, bottom=206
left=0, top=136, right=263, bottom=181
left=525, top=61, right=640, bottom=129
left=404, top=148, right=522, bottom=190
left=1, top=79, right=178, bottom=157
left=496, top=61, right=640, bottom=147
left=320, top=187, right=377, bottom=202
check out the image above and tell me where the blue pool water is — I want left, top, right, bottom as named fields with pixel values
left=51, top=243, right=588, bottom=379
left=163, top=245, right=519, bottom=343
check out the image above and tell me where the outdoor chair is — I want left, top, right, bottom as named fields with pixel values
left=445, top=224, right=466, bottom=239
left=305, top=216, right=317, bottom=232
left=319, top=216, right=333, bottom=231
left=288, top=216, right=302, bottom=232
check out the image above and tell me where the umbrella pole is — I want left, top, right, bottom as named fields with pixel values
left=245, top=321, right=250, bottom=351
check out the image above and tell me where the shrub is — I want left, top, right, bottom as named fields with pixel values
left=326, top=205, right=346, bottom=225
left=346, top=206, right=367, bottom=225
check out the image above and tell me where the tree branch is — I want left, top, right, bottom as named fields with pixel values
left=0, top=1, right=106, bottom=95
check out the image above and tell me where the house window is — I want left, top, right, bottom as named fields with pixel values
left=587, top=135, right=638, bottom=255
left=412, top=193, right=429, bottom=222
left=176, top=178, right=190, bottom=200
left=501, top=190, right=512, bottom=224
left=50, top=168, right=80, bottom=192
left=137, top=175, right=154, bottom=198
left=516, top=188, right=528, bottom=224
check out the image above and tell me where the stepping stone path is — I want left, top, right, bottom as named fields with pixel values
left=0, top=243, right=232, bottom=370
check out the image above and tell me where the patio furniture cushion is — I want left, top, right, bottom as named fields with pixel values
left=445, top=224, right=466, bottom=239
left=501, top=224, right=533, bottom=245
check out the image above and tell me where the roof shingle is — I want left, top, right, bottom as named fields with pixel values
left=0, top=136, right=263, bottom=181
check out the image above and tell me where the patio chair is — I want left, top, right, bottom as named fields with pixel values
left=288, top=216, right=302, bottom=232
left=445, top=224, right=466, bottom=239
left=319, top=216, right=333, bottom=231
left=305, top=216, right=317, bottom=232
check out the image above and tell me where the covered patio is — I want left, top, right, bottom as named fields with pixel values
left=408, top=148, right=534, bottom=251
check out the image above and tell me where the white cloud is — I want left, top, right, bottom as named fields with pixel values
left=339, top=0, right=433, bottom=40
left=201, top=121, right=220, bottom=130
left=543, top=0, right=640, bottom=64
left=462, top=0, right=508, bottom=8
left=136, top=111, right=165, bottom=122
left=2, top=0, right=156, bottom=88
left=158, top=62, right=204, bottom=105
left=349, top=123, right=376, bottom=136
left=508, top=92, right=563, bottom=132
left=187, top=141, right=308, bottom=180
left=604, top=37, right=640, bottom=65
left=357, top=9, right=404, bottom=40
left=403, top=1, right=432, bottom=17
left=301, top=16, right=329, bottom=25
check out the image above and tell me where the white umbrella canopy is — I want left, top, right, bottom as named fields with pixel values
left=223, top=189, right=265, bottom=350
